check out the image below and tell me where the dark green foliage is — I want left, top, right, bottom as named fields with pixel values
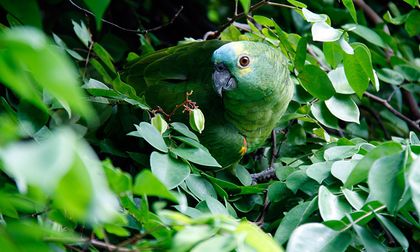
left=0, top=0, right=419, bottom=251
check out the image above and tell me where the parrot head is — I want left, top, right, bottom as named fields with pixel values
left=211, top=41, right=287, bottom=100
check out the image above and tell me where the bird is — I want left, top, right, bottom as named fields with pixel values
left=124, top=40, right=294, bottom=167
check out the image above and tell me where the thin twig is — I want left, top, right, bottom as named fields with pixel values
left=68, top=0, right=183, bottom=34
left=364, top=92, right=420, bottom=132
left=254, top=191, right=270, bottom=227
left=204, top=0, right=295, bottom=39
left=89, top=239, right=135, bottom=252
left=402, top=89, right=420, bottom=120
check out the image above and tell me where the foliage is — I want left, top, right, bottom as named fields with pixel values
left=0, top=0, right=419, bottom=251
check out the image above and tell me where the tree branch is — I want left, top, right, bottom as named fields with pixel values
left=204, top=0, right=294, bottom=39
left=364, top=92, right=420, bottom=132
left=68, top=0, right=183, bottom=34
left=251, top=167, right=276, bottom=184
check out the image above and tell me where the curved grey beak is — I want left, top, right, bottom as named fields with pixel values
left=212, top=63, right=237, bottom=97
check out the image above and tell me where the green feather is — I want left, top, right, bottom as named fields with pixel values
left=124, top=40, right=294, bottom=167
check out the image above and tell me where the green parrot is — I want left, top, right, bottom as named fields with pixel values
left=124, top=40, right=294, bottom=167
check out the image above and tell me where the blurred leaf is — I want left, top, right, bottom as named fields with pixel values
left=377, top=68, right=404, bottom=85
left=342, top=188, right=365, bottom=210
left=192, top=234, right=236, bottom=252
left=0, top=27, right=95, bottom=121
left=150, top=152, right=190, bottom=189
left=239, top=0, right=251, bottom=13
left=287, top=223, right=352, bottom=252
left=342, top=0, right=357, bottom=23
left=405, top=10, right=420, bottom=37
left=0, top=0, right=42, bottom=28
left=93, top=42, right=115, bottom=73
left=133, top=170, right=177, bottom=202
left=274, top=199, right=317, bottom=244
left=287, top=124, right=306, bottom=145
left=236, top=221, right=284, bottom=252
left=325, top=95, right=359, bottom=123
left=205, top=196, right=229, bottom=215
left=82, top=0, right=111, bottom=29
left=103, top=159, right=132, bottom=194
left=298, top=65, right=335, bottom=100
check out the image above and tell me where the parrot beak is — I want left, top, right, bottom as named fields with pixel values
left=212, top=63, right=237, bottom=97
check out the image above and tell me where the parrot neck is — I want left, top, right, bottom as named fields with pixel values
left=223, top=79, right=293, bottom=152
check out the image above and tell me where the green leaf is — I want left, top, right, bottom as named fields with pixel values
left=324, top=145, right=358, bottom=161
left=343, top=24, right=387, bottom=48
left=274, top=199, right=318, bottom=244
left=352, top=225, right=386, bottom=252
left=345, top=142, right=402, bottom=187
left=375, top=214, right=409, bottom=250
left=287, top=0, right=307, bottom=8
left=405, top=10, right=420, bottom=37
left=239, top=0, right=251, bottom=13
left=287, top=223, right=352, bottom=252
left=93, top=42, right=115, bottom=73
left=369, top=152, right=406, bottom=213
left=0, top=128, right=120, bottom=224
left=383, top=11, right=408, bottom=25
left=133, top=170, right=177, bottom=202
left=205, top=196, right=229, bottom=215
left=171, top=122, right=199, bottom=141
left=409, top=156, right=420, bottom=217
left=402, top=0, right=419, bottom=7
left=311, top=22, right=343, bottom=42
left=103, top=159, right=132, bottom=194
left=294, top=37, right=307, bottom=72
left=342, top=0, right=357, bottom=23
left=72, top=20, right=91, bottom=47
left=236, top=221, right=284, bottom=252
left=82, top=0, right=111, bottom=29
left=328, top=66, right=354, bottom=94
left=377, top=68, right=404, bottom=85
left=171, top=146, right=221, bottom=167
left=318, top=186, right=352, bottom=221
left=323, top=42, right=343, bottom=69
left=133, top=122, right=168, bottom=153
left=185, top=175, right=217, bottom=201
left=0, top=27, right=95, bottom=121
left=343, top=44, right=374, bottom=97
left=298, top=65, right=335, bottom=100
left=325, top=95, right=359, bottom=123
left=302, top=8, right=328, bottom=22
left=286, top=170, right=310, bottom=193
left=287, top=124, right=306, bottom=145
left=192, top=234, right=236, bottom=252
left=311, top=102, right=339, bottom=129
left=342, top=188, right=366, bottom=210
left=306, top=161, right=333, bottom=184
left=150, top=152, right=190, bottom=189
left=151, top=114, right=169, bottom=135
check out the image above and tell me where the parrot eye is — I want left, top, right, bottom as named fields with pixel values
left=238, top=56, right=250, bottom=67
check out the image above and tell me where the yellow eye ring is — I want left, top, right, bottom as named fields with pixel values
left=238, top=55, right=250, bottom=67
